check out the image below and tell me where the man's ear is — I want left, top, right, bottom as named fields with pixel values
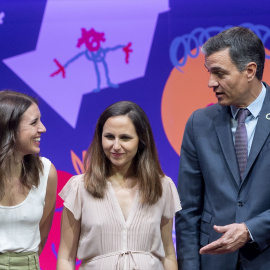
left=246, top=62, right=257, bottom=81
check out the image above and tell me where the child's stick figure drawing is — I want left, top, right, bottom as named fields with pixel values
left=51, top=28, right=132, bottom=92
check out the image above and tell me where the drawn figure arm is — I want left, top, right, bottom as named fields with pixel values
left=123, top=42, right=132, bottom=63
left=50, top=51, right=86, bottom=78
left=103, top=42, right=133, bottom=63
left=50, top=59, right=66, bottom=78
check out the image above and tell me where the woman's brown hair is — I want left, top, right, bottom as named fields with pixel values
left=0, top=90, right=43, bottom=200
left=84, top=101, right=164, bottom=205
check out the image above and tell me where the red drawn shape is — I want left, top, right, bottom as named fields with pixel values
left=123, top=42, right=132, bottom=64
left=50, top=59, right=66, bottom=78
left=77, top=28, right=105, bottom=52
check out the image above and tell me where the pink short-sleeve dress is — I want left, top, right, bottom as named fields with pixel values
left=59, top=175, right=181, bottom=270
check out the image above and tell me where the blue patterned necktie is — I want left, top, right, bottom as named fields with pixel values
left=235, top=109, right=250, bottom=180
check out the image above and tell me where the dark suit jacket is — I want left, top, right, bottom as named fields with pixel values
left=176, top=82, right=270, bottom=270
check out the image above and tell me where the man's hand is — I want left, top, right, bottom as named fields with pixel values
left=199, top=223, right=251, bottom=255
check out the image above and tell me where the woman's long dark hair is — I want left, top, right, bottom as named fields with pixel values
left=84, top=101, right=164, bottom=205
left=0, top=90, right=43, bottom=200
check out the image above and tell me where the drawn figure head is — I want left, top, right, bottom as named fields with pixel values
left=77, top=28, right=105, bottom=52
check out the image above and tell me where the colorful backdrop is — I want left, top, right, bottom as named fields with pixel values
left=1, top=0, right=270, bottom=269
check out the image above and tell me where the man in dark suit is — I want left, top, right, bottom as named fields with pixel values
left=176, top=26, right=270, bottom=269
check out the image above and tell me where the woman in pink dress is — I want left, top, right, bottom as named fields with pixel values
left=57, top=101, right=181, bottom=270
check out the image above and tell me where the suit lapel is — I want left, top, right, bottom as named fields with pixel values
left=243, top=86, right=270, bottom=181
left=214, top=105, right=241, bottom=186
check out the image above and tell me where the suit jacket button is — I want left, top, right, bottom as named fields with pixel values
left=238, top=201, right=243, bottom=207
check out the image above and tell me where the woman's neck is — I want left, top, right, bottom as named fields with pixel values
left=109, top=171, right=138, bottom=189
left=5, top=155, right=22, bottom=180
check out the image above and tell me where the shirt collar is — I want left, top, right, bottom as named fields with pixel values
left=231, top=82, right=266, bottom=119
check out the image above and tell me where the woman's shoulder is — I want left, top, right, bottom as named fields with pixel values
left=160, top=175, right=182, bottom=213
left=40, top=156, right=51, bottom=166
left=160, top=175, right=176, bottom=187
left=68, top=174, right=85, bottom=183
left=38, top=157, right=52, bottom=184
left=59, top=174, right=86, bottom=220
left=62, top=174, right=85, bottom=192
left=40, top=156, right=53, bottom=175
